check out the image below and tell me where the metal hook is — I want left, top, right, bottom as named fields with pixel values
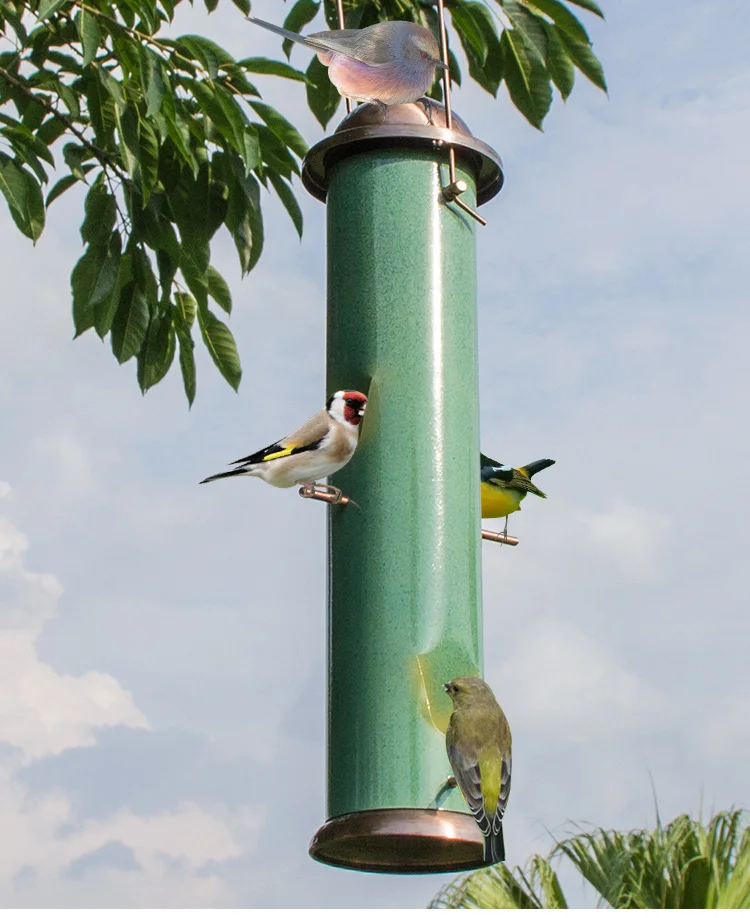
left=481, top=529, right=520, bottom=546
left=434, top=0, right=487, bottom=227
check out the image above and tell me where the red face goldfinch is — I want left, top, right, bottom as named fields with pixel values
left=200, top=391, right=367, bottom=501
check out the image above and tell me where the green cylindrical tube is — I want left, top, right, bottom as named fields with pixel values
left=304, top=105, right=503, bottom=873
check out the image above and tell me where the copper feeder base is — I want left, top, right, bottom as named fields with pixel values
left=309, top=807, right=485, bottom=874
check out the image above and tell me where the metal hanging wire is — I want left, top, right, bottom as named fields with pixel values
left=434, top=0, right=486, bottom=226
left=333, top=0, right=353, bottom=114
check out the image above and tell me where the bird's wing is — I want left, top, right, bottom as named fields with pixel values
left=507, top=471, right=547, bottom=498
left=309, top=23, right=410, bottom=65
left=447, top=735, right=490, bottom=834
left=231, top=409, right=330, bottom=466
left=494, top=754, right=512, bottom=831
left=480, top=458, right=514, bottom=485
left=246, top=16, right=340, bottom=55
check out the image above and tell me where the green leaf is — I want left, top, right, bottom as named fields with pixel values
left=36, top=116, right=68, bottom=146
left=544, top=22, right=574, bottom=99
left=305, top=55, right=340, bottom=128
left=237, top=57, right=307, bottom=82
left=447, top=48, right=462, bottom=87
left=521, top=0, right=590, bottom=46
left=220, top=64, right=260, bottom=97
left=248, top=101, right=307, bottom=159
left=280, top=0, right=320, bottom=59
left=206, top=264, right=232, bottom=313
left=81, top=176, right=117, bottom=243
left=37, top=0, right=69, bottom=22
left=176, top=325, right=197, bottom=406
left=45, top=173, right=78, bottom=207
left=114, top=105, right=140, bottom=177
left=137, top=313, right=176, bottom=393
left=229, top=0, right=249, bottom=13
left=450, top=4, right=488, bottom=64
left=178, top=34, right=233, bottom=80
left=139, top=47, right=167, bottom=118
left=224, top=157, right=263, bottom=274
left=566, top=0, right=604, bottom=18
left=62, top=143, right=91, bottom=181
left=197, top=305, right=241, bottom=391
left=0, top=153, right=45, bottom=241
left=500, top=29, right=552, bottom=129
left=268, top=171, right=303, bottom=238
left=70, top=235, right=121, bottom=336
left=138, top=119, right=160, bottom=203
left=255, top=123, right=300, bottom=177
left=75, top=7, right=102, bottom=67
left=502, top=0, right=548, bottom=63
left=111, top=281, right=150, bottom=363
left=175, top=291, right=197, bottom=328
left=95, top=241, right=128, bottom=337
left=556, top=27, right=607, bottom=91
left=453, top=4, right=503, bottom=94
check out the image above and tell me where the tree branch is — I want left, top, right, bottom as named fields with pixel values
left=0, top=65, right=130, bottom=184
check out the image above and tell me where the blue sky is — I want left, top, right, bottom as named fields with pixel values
left=1, top=0, right=748, bottom=906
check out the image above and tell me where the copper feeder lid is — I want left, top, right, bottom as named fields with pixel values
left=309, top=807, right=486, bottom=874
left=302, top=101, right=504, bottom=207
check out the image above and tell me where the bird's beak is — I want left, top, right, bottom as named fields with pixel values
left=443, top=682, right=451, bottom=693
left=431, top=58, right=448, bottom=70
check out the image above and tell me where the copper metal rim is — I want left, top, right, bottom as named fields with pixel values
left=309, top=807, right=486, bottom=874
left=301, top=102, right=504, bottom=207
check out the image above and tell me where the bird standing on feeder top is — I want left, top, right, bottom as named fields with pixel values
left=200, top=391, right=367, bottom=503
left=481, top=454, right=555, bottom=532
left=246, top=16, right=447, bottom=110
left=444, top=676, right=512, bottom=865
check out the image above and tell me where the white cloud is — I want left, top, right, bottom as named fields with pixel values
left=496, top=617, right=668, bottom=740
left=0, top=767, right=256, bottom=905
left=584, top=501, right=671, bottom=581
left=0, top=494, right=258, bottom=907
left=0, top=495, right=148, bottom=762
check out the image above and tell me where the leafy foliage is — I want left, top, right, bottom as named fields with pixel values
left=0, top=0, right=307, bottom=403
left=0, top=0, right=606, bottom=403
left=429, top=809, right=750, bottom=909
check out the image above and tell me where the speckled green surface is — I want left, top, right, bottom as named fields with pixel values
left=325, top=149, right=483, bottom=818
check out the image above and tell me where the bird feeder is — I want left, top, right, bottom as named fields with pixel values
left=302, top=100, right=503, bottom=873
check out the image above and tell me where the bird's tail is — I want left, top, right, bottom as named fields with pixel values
left=245, top=16, right=332, bottom=54
left=200, top=467, right=251, bottom=484
left=518, top=458, right=555, bottom=480
left=484, top=824, right=505, bottom=865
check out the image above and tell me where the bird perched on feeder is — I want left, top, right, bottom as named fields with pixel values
left=444, top=676, right=512, bottom=865
left=480, top=454, right=555, bottom=530
left=246, top=16, right=446, bottom=110
left=200, top=391, right=367, bottom=503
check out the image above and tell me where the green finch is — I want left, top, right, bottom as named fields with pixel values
left=444, top=676, right=512, bottom=864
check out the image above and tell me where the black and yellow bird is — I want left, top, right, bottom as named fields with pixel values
left=480, top=454, right=555, bottom=530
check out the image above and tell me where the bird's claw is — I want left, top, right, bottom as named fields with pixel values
left=420, top=97, right=435, bottom=125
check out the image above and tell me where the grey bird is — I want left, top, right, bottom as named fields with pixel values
left=246, top=16, right=446, bottom=108
left=445, top=676, right=512, bottom=865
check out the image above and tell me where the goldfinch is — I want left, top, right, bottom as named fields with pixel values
left=444, top=676, right=512, bottom=865
left=200, top=391, right=367, bottom=501
left=480, top=454, right=555, bottom=521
